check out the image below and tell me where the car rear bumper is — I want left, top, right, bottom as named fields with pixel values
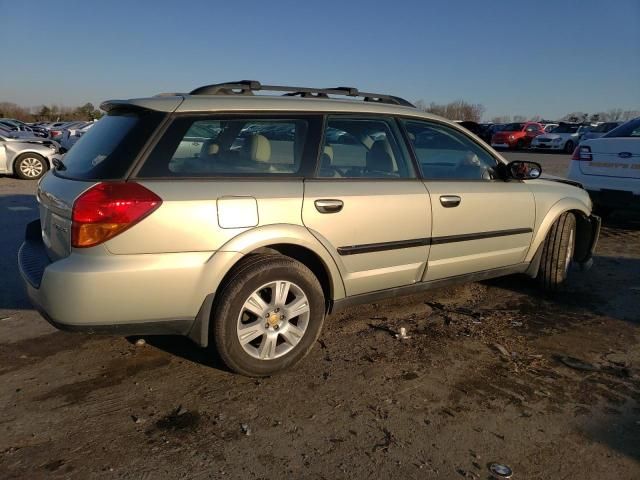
left=18, top=219, right=212, bottom=335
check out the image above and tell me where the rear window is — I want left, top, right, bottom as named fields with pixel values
left=56, top=110, right=164, bottom=180
left=603, top=118, right=640, bottom=138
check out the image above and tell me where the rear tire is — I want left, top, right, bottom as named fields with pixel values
left=14, top=153, right=48, bottom=180
left=212, top=254, right=325, bottom=377
left=537, top=212, right=576, bottom=291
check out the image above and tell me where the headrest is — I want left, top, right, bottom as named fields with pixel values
left=207, top=143, right=219, bottom=155
left=242, top=134, right=271, bottom=162
left=323, top=145, right=334, bottom=162
left=367, top=140, right=395, bottom=173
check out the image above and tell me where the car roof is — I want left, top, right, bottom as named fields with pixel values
left=102, top=94, right=451, bottom=124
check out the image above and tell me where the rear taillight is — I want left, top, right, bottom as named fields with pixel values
left=72, top=182, right=162, bottom=248
left=50, top=130, right=61, bottom=137
left=572, top=145, right=592, bottom=161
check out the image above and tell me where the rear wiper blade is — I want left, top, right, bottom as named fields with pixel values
left=52, top=158, right=66, bottom=171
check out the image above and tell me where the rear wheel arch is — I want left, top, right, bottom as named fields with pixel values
left=187, top=229, right=346, bottom=347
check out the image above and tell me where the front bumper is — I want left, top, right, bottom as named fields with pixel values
left=532, top=143, right=563, bottom=150
left=574, top=214, right=601, bottom=269
left=18, top=219, right=210, bottom=336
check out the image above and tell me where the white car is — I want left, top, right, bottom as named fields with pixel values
left=530, top=123, right=580, bottom=153
left=567, top=117, right=640, bottom=215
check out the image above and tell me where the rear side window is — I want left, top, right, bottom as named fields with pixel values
left=138, top=116, right=315, bottom=177
left=604, top=118, right=640, bottom=138
left=318, top=117, right=415, bottom=179
left=58, top=110, right=165, bottom=180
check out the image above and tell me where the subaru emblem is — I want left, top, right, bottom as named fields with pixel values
left=618, top=152, right=632, bottom=159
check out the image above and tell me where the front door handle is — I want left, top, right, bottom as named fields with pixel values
left=315, top=199, right=343, bottom=214
left=440, top=195, right=461, bottom=208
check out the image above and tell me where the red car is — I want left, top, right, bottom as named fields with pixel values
left=491, top=122, right=544, bottom=149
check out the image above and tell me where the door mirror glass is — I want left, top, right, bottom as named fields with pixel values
left=508, top=160, right=542, bottom=180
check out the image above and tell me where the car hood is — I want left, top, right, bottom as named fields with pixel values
left=8, top=137, right=60, bottom=148
left=539, top=173, right=583, bottom=188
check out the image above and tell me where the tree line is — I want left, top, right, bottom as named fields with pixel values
left=0, top=101, right=103, bottom=122
left=414, top=99, right=639, bottom=124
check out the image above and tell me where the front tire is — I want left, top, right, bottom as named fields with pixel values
left=212, top=254, right=325, bottom=376
left=537, top=212, right=576, bottom=291
left=516, top=139, right=525, bottom=149
left=564, top=140, right=575, bottom=154
left=14, top=153, right=48, bottom=180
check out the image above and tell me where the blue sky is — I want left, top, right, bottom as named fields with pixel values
left=1, top=0, right=639, bottom=120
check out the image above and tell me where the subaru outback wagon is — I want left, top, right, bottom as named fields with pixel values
left=19, top=81, right=600, bottom=376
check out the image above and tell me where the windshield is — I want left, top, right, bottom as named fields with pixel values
left=551, top=124, right=579, bottom=133
left=57, top=109, right=165, bottom=180
left=500, top=123, right=525, bottom=132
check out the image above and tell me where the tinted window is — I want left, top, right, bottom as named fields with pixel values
left=525, top=124, right=540, bottom=132
left=318, top=117, right=414, bottom=179
left=139, top=117, right=311, bottom=177
left=603, top=118, right=640, bottom=138
left=57, top=110, right=164, bottom=180
left=402, top=120, right=498, bottom=180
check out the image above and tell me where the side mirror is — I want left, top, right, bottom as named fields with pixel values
left=507, top=160, right=542, bottom=180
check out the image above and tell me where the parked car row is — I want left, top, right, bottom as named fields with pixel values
left=455, top=120, right=627, bottom=153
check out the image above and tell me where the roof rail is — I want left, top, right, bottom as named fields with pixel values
left=188, top=80, right=415, bottom=108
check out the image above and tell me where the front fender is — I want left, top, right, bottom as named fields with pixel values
left=526, top=197, right=591, bottom=263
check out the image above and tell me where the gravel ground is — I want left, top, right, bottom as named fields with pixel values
left=1, top=153, right=639, bottom=479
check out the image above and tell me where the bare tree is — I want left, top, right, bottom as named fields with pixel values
left=512, top=115, right=527, bottom=122
left=416, top=99, right=486, bottom=122
left=490, top=115, right=511, bottom=123
left=622, top=110, right=640, bottom=121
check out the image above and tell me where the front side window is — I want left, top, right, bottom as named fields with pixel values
left=318, top=117, right=415, bottom=179
left=139, top=117, right=311, bottom=177
left=402, top=120, right=498, bottom=180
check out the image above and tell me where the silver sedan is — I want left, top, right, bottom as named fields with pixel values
left=0, top=129, right=60, bottom=180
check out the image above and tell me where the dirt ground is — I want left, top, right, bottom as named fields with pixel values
left=1, top=153, right=639, bottom=479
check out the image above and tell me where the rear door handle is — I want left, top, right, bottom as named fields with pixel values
left=440, top=195, right=461, bottom=208
left=315, top=199, right=343, bottom=214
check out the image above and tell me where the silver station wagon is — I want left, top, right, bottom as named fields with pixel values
left=19, top=81, right=600, bottom=376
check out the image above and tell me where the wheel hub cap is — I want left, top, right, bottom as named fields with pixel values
left=237, top=280, right=310, bottom=360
